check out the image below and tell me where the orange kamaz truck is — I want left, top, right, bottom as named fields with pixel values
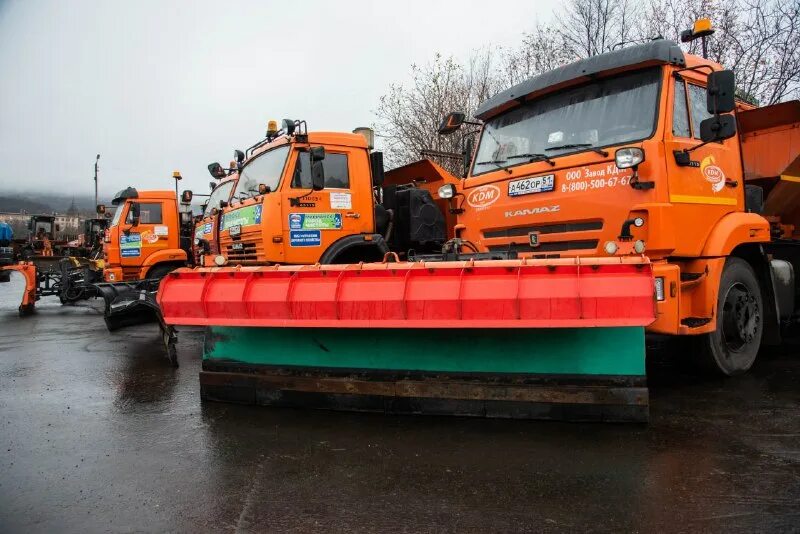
left=185, top=121, right=459, bottom=268
left=103, top=188, right=193, bottom=281
left=434, top=30, right=800, bottom=376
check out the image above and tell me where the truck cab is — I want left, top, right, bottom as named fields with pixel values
left=104, top=188, right=189, bottom=281
left=204, top=122, right=455, bottom=267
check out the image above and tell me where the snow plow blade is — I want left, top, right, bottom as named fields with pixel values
left=94, top=280, right=163, bottom=331
left=158, top=258, right=656, bottom=422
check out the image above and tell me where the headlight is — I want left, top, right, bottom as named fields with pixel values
left=654, top=277, right=665, bottom=301
left=604, top=241, right=618, bottom=255
left=615, top=148, right=644, bottom=169
left=214, top=255, right=226, bottom=266
left=438, top=184, right=456, bottom=199
left=634, top=240, right=646, bottom=254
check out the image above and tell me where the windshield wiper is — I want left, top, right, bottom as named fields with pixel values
left=545, top=143, right=609, bottom=157
left=475, top=159, right=512, bottom=174
left=508, top=153, right=556, bottom=166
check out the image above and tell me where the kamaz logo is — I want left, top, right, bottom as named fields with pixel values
left=504, top=205, right=560, bottom=218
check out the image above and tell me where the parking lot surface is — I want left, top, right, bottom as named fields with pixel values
left=1, top=276, right=799, bottom=532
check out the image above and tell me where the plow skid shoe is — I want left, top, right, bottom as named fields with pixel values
left=158, top=258, right=656, bottom=328
left=94, top=280, right=162, bottom=331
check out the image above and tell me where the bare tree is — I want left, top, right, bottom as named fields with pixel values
left=375, top=0, right=800, bottom=167
left=373, top=51, right=499, bottom=172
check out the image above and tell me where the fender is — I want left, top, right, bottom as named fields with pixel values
left=700, top=212, right=770, bottom=257
left=319, top=234, right=389, bottom=264
left=141, top=248, right=188, bottom=268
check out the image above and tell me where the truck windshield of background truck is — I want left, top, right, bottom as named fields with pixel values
left=203, top=180, right=236, bottom=217
left=472, top=67, right=661, bottom=175
left=233, top=145, right=290, bottom=200
left=110, top=205, right=124, bottom=226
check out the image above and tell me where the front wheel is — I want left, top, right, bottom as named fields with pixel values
left=698, top=257, right=763, bottom=376
left=146, top=263, right=178, bottom=281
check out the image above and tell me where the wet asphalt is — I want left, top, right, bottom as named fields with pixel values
left=0, top=275, right=799, bottom=533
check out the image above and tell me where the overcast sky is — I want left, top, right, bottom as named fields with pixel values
left=0, top=0, right=557, bottom=196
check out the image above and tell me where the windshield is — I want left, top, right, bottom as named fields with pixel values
left=233, top=145, right=290, bottom=200
left=204, top=180, right=236, bottom=217
left=473, top=67, right=661, bottom=175
left=111, top=206, right=124, bottom=226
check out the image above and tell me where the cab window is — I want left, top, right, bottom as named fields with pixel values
left=688, top=83, right=713, bottom=139
left=291, top=152, right=350, bottom=189
left=126, top=202, right=163, bottom=224
left=672, top=79, right=691, bottom=138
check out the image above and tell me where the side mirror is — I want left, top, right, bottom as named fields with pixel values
left=208, top=162, right=226, bottom=179
left=181, top=190, right=193, bottom=204
left=462, top=137, right=474, bottom=178
left=309, top=146, right=326, bottom=162
left=438, top=112, right=466, bottom=135
left=129, top=203, right=141, bottom=226
left=234, top=149, right=245, bottom=165
left=311, top=161, right=325, bottom=191
left=96, top=204, right=106, bottom=214
left=370, top=151, right=385, bottom=187
left=707, top=70, right=735, bottom=114
left=700, top=114, right=737, bottom=143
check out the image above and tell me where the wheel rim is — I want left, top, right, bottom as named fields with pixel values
left=720, top=282, right=760, bottom=353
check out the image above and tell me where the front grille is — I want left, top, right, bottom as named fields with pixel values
left=483, top=220, right=603, bottom=239
left=488, top=240, right=599, bottom=254
left=226, top=241, right=258, bottom=262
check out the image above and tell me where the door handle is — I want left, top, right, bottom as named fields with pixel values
left=345, top=212, right=360, bottom=219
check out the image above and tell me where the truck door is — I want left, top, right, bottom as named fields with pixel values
left=281, top=147, right=373, bottom=263
left=118, top=200, right=169, bottom=270
left=665, top=75, right=744, bottom=256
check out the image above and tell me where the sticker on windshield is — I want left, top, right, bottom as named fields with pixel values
left=290, top=230, right=322, bottom=247
left=288, top=213, right=342, bottom=230
left=154, top=225, right=169, bottom=236
left=508, top=174, right=555, bottom=197
left=120, top=233, right=141, bottom=257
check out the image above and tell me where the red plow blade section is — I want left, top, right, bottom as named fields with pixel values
left=157, top=258, right=656, bottom=328
left=158, top=258, right=655, bottom=328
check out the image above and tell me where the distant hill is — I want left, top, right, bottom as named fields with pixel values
left=0, top=196, right=54, bottom=214
left=0, top=193, right=111, bottom=215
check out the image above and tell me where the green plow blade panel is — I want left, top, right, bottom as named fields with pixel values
left=204, top=327, right=646, bottom=377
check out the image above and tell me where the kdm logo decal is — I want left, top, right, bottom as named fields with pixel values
left=467, top=185, right=501, bottom=209
left=701, top=155, right=726, bottom=193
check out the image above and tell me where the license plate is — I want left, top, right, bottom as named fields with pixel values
left=229, top=224, right=241, bottom=236
left=508, top=174, right=555, bottom=197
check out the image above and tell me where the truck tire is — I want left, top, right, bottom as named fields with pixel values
left=146, top=264, right=178, bottom=281
left=698, top=257, right=763, bottom=376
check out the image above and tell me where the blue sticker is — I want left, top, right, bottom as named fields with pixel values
left=290, top=230, right=321, bottom=247
left=203, top=222, right=212, bottom=234
left=254, top=205, right=262, bottom=224
left=289, top=213, right=302, bottom=230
